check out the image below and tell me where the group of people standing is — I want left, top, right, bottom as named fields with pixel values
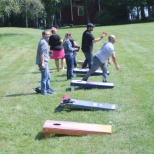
left=49, top=27, right=79, bottom=80
left=36, top=23, right=120, bottom=95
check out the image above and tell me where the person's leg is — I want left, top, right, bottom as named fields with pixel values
left=55, top=59, right=59, bottom=71
left=82, top=52, right=88, bottom=69
left=100, top=63, right=108, bottom=82
left=65, top=55, right=69, bottom=79
left=45, top=64, right=51, bottom=90
left=40, top=65, right=48, bottom=95
left=82, top=56, right=100, bottom=81
left=73, top=52, right=77, bottom=68
left=61, top=57, right=66, bottom=71
left=82, top=52, right=93, bottom=69
left=67, top=55, right=74, bottom=79
left=70, top=54, right=74, bottom=79
left=87, top=51, right=93, bottom=69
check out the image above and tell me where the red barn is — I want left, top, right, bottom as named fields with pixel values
left=60, top=0, right=100, bottom=25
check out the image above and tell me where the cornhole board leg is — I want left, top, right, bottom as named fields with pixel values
left=73, top=73, right=77, bottom=78
left=54, top=105, right=65, bottom=112
left=55, top=99, right=116, bottom=112
left=43, top=120, right=112, bottom=138
left=44, top=133, right=50, bottom=138
left=71, top=86, right=75, bottom=92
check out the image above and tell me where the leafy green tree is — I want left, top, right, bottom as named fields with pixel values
left=17, top=0, right=44, bottom=28
left=82, top=0, right=96, bottom=23
left=0, top=0, right=44, bottom=27
left=42, top=0, right=70, bottom=28
left=95, top=0, right=129, bottom=25
left=128, top=0, right=154, bottom=20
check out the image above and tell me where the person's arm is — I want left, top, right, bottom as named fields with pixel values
left=93, top=33, right=107, bottom=43
left=59, top=39, right=63, bottom=44
left=73, top=40, right=77, bottom=46
left=40, top=54, right=45, bottom=69
left=111, top=52, right=120, bottom=70
left=40, top=41, right=46, bottom=69
left=108, top=58, right=112, bottom=65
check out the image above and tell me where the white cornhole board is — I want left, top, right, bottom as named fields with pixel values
left=55, top=99, right=116, bottom=112
left=70, top=80, right=114, bottom=91
left=73, top=68, right=109, bottom=78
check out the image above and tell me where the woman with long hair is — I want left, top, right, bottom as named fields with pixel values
left=63, top=33, right=78, bottom=80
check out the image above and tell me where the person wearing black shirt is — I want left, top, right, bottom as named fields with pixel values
left=81, top=23, right=106, bottom=69
left=49, top=27, right=66, bottom=72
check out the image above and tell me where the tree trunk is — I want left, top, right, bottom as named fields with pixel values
left=140, top=3, right=145, bottom=20
left=147, top=0, right=152, bottom=19
left=25, top=6, right=28, bottom=28
left=84, top=0, right=90, bottom=23
left=136, top=6, right=140, bottom=20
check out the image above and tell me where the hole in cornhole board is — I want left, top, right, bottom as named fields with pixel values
left=53, top=123, right=61, bottom=126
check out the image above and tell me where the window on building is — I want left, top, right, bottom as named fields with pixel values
left=78, top=6, right=84, bottom=16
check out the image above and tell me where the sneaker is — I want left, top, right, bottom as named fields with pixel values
left=67, top=78, right=72, bottom=80
left=33, top=86, right=41, bottom=93
left=82, top=78, right=87, bottom=81
left=103, top=80, right=108, bottom=83
left=47, top=88, right=56, bottom=94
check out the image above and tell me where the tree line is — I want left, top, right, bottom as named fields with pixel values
left=0, top=0, right=153, bottom=28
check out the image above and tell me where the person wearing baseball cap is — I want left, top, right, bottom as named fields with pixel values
left=81, top=23, right=107, bottom=69
left=87, top=23, right=95, bottom=28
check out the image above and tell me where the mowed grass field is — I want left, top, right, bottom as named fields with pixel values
left=0, top=23, right=154, bottom=154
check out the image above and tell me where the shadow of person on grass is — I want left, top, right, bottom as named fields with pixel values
left=5, top=92, right=38, bottom=97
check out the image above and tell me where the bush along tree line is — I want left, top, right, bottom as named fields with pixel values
left=0, top=0, right=154, bottom=28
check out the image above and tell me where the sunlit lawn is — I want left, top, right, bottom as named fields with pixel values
left=0, top=23, right=154, bottom=154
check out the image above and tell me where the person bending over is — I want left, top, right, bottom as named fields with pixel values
left=82, top=35, right=120, bottom=82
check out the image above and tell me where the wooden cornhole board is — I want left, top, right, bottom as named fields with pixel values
left=77, top=60, right=84, bottom=67
left=43, top=120, right=112, bottom=138
left=55, top=99, right=116, bottom=112
left=70, top=80, right=114, bottom=91
left=73, top=68, right=109, bottom=78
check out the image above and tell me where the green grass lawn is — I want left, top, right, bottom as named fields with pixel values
left=0, top=23, right=154, bottom=154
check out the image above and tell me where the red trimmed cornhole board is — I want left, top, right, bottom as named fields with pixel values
left=70, top=80, right=114, bottom=91
left=43, top=120, right=112, bottom=138
left=73, top=68, right=109, bottom=78
left=55, top=99, right=116, bottom=112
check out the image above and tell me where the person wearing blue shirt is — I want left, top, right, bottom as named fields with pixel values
left=63, top=33, right=78, bottom=80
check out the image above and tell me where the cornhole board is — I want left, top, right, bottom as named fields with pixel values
left=55, top=99, right=116, bottom=112
left=77, top=61, right=84, bottom=67
left=73, top=68, right=109, bottom=78
left=43, top=120, right=112, bottom=138
left=70, top=80, right=114, bottom=91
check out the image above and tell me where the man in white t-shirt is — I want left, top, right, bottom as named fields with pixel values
left=82, top=35, right=120, bottom=82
